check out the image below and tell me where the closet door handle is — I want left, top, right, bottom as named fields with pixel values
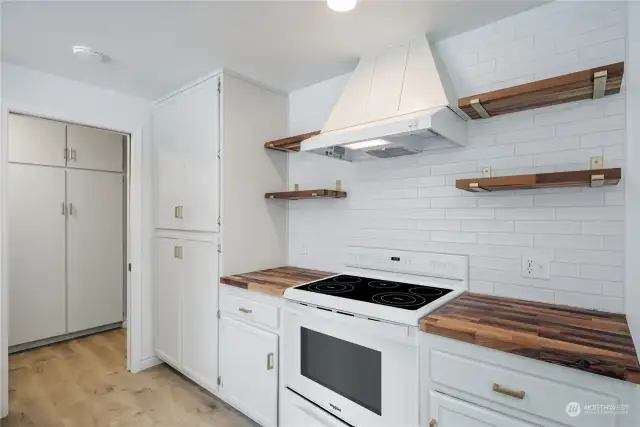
left=63, top=148, right=68, bottom=161
left=266, top=352, right=274, bottom=370
left=68, top=203, right=74, bottom=216
left=69, top=148, right=77, bottom=161
left=174, top=206, right=183, bottom=219
left=61, top=202, right=66, bottom=216
left=174, top=245, right=183, bottom=259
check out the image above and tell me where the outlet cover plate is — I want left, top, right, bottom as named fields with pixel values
left=522, top=256, right=550, bottom=279
left=482, top=167, right=492, bottom=178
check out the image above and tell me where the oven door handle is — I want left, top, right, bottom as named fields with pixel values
left=294, top=402, right=347, bottom=427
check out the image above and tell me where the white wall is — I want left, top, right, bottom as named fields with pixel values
left=625, top=1, right=639, bottom=351
left=0, top=63, right=156, bottom=371
left=288, top=1, right=627, bottom=312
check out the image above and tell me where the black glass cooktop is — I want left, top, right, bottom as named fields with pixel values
left=295, top=275, right=453, bottom=311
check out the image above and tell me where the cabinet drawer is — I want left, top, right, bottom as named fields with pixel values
left=220, top=293, right=279, bottom=330
left=430, top=350, right=618, bottom=427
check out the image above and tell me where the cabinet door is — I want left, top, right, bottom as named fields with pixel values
left=8, top=164, right=67, bottom=346
left=180, top=77, right=219, bottom=232
left=155, top=237, right=182, bottom=367
left=153, top=92, right=186, bottom=230
left=153, top=77, right=219, bottom=232
left=8, top=114, right=67, bottom=167
left=67, top=124, right=124, bottom=172
left=181, top=238, right=219, bottom=392
left=220, top=317, right=278, bottom=427
left=428, top=391, right=537, bottom=427
left=66, top=169, right=124, bottom=333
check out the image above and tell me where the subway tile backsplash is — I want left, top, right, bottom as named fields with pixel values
left=287, top=1, right=627, bottom=312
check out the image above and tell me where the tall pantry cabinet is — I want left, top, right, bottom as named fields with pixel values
left=153, top=72, right=287, bottom=394
left=8, top=114, right=126, bottom=348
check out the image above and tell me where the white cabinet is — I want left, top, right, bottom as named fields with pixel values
left=219, top=316, right=278, bottom=427
left=8, top=164, right=67, bottom=346
left=428, top=391, right=537, bottom=427
left=8, top=114, right=124, bottom=172
left=155, top=237, right=182, bottom=367
left=421, top=333, right=640, bottom=427
left=181, top=238, right=220, bottom=392
left=66, top=169, right=124, bottom=333
left=153, top=78, right=219, bottom=232
left=8, top=115, right=126, bottom=348
left=8, top=114, right=67, bottom=167
left=66, top=124, right=124, bottom=172
left=155, top=236, right=219, bottom=392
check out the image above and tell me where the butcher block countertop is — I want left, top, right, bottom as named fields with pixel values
left=421, top=292, right=640, bottom=384
left=220, top=266, right=334, bottom=297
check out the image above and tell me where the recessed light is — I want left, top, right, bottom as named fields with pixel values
left=327, top=0, right=357, bottom=12
left=72, top=46, right=105, bottom=63
left=343, top=139, right=390, bottom=150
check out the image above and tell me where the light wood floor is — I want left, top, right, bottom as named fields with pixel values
left=3, top=329, right=256, bottom=427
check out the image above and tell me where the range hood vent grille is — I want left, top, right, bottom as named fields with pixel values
left=365, top=146, right=420, bottom=158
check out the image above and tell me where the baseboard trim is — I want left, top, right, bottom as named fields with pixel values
left=139, top=356, right=163, bottom=371
left=9, top=322, right=123, bottom=354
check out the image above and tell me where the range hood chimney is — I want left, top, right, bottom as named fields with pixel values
left=301, top=36, right=467, bottom=161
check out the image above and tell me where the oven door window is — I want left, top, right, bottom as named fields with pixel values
left=301, top=327, right=382, bottom=415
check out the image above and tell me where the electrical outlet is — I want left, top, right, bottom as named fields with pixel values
left=522, top=256, right=550, bottom=279
left=482, top=166, right=492, bottom=178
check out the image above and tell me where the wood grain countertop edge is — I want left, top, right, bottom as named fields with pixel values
left=420, top=292, right=640, bottom=385
left=220, top=266, right=335, bottom=297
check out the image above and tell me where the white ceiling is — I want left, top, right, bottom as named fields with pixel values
left=2, top=1, right=547, bottom=100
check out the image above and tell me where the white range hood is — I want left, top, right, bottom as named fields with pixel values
left=301, top=36, right=467, bottom=161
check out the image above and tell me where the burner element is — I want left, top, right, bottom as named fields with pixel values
left=372, top=292, right=427, bottom=307
left=332, top=276, right=362, bottom=284
left=368, top=281, right=399, bottom=289
left=408, top=286, right=444, bottom=297
left=307, top=283, right=355, bottom=294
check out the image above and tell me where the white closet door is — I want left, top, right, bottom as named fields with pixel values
left=181, top=77, right=219, bottom=232
left=8, top=114, right=67, bottom=167
left=155, top=147, right=185, bottom=230
left=155, top=237, right=182, bottom=367
left=181, top=238, right=219, bottom=392
left=66, top=169, right=124, bottom=333
left=67, top=124, right=124, bottom=172
left=153, top=76, right=219, bottom=232
left=153, top=91, right=186, bottom=230
left=8, top=164, right=67, bottom=346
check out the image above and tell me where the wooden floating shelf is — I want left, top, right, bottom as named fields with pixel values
left=265, top=189, right=347, bottom=200
left=264, top=131, right=321, bottom=152
left=459, top=62, right=624, bottom=120
left=456, top=168, right=621, bottom=192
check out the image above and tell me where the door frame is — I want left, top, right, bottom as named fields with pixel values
left=0, top=107, right=145, bottom=417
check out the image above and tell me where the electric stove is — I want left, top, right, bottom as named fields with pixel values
left=284, top=248, right=469, bottom=326
left=294, top=274, right=454, bottom=310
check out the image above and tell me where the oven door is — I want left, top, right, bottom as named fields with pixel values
left=283, top=302, right=419, bottom=427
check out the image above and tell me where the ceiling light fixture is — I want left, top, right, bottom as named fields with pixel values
left=327, top=0, right=357, bottom=12
left=343, top=139, right=390, bottom=150
left=72, top=45, right=105, bottom=63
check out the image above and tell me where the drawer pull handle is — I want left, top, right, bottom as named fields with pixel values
left=238, top=307, right=252, bottom=314
left=492, top=383, right=525, bottom=400
left=267, top=352, right=274, bottom=370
